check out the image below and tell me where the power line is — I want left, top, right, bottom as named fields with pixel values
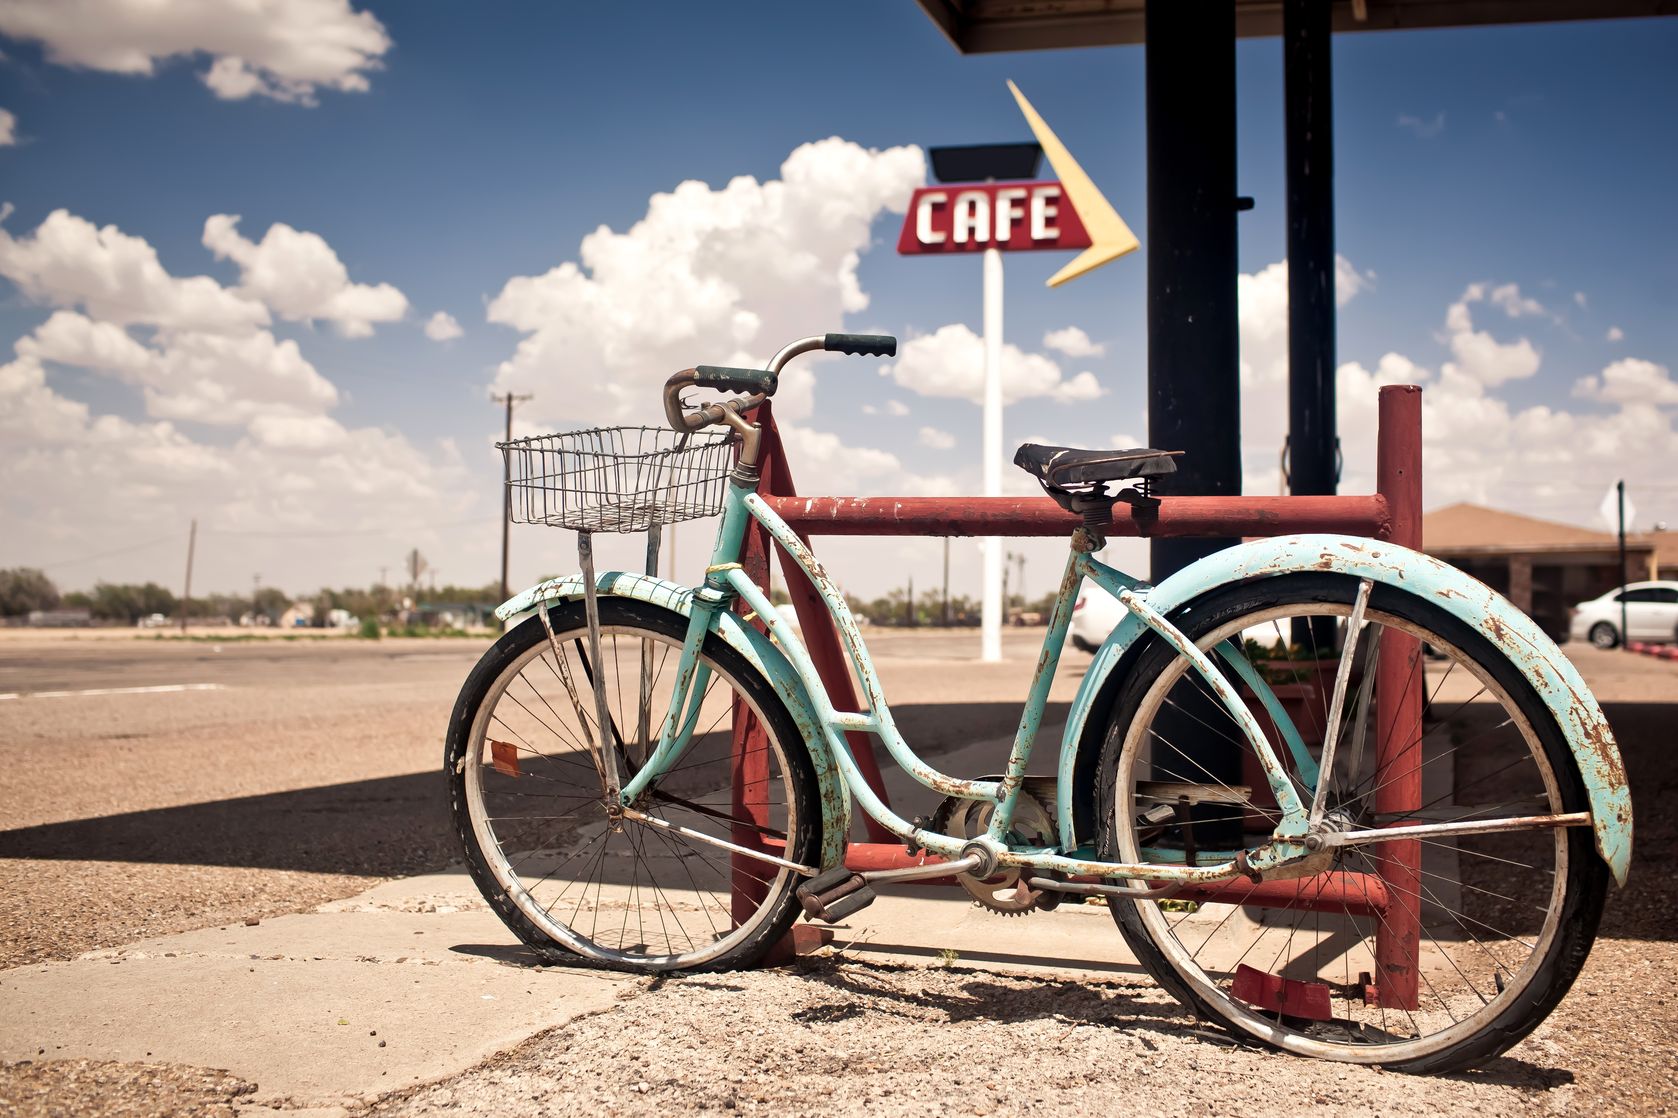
left=21, top=533, right=181, bottom=570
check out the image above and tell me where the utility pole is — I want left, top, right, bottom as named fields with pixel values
left=180, top=518, right=197, bottom=634
left=1617, top=479, right=1628, bottom=647
left=942, top=538, right=951, bottom=627
left=493, top=392, right=534, bottom=600
left=906, top=576, right=915, bottom=628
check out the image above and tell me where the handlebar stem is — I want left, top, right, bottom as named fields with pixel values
left=767, top=335, right=827, bottom=375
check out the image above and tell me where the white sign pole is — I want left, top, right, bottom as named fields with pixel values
left=981, top=246, right=1004, bottom=662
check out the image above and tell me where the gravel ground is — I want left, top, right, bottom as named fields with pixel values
left=0, top=1060, right=256, bottom=1117
left=356, top=954, right=1640, bottom=1118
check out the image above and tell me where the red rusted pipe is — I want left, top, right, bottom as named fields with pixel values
left=1169, top=871, right=1389, bottom=916
left=762, top=493, right=1389, bottom=539
left=841, top=842, right=1388, bottom=915
left=1373, top=384, right=1424, bottom=1011
left=844, top=842, right=962, bottom=884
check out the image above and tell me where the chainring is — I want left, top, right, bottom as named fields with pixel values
left=928, top=788, right=1057, bottom=916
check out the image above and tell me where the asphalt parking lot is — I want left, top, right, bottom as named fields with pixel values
left=0, top=626, right=1076, bottom=969
left=1, top=627, right=1675, bottom=1115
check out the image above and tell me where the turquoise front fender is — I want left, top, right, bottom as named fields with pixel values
left=1057, top=533, right=1632, bottom=886
left=496, top=574, right=850, bottom=871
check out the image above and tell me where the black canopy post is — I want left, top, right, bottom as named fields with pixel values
left=1144, top=0, right=1244, bottom=843
left=1145, top=0, right=1242, bottom=583
left=1285, top=0, right=1339, bottom=653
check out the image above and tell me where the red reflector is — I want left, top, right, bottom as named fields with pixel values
left=1231, top=963, right=1334, bottom=1021
left=489, top=739, right=522, bottom=778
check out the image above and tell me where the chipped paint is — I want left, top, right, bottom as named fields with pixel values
left=1055, top=533, right=1632, bottom=885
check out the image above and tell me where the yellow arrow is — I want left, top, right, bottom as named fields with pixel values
left=1008, top=80, right=1139, bottom=287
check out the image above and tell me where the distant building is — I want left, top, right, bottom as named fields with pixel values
left=413, top=603, right=492, bottom=630
left=1423, top=503, right=1657, bottom=640
left=1635, top=529, right=1678, bottom=581
left=27, top=608, right=92, bottom=628
left=278, top=602, right=315, bottom=629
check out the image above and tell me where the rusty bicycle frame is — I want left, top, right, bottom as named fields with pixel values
left=495, top=339, right=1631, bottom=1013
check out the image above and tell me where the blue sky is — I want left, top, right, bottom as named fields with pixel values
left=1, top=3, right=1674, bottom=598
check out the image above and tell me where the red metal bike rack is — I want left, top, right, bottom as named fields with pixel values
left=731, top=384, right=1423, bottom=1006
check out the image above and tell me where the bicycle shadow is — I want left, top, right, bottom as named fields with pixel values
left=780, top=957, right=1577, bottom=1088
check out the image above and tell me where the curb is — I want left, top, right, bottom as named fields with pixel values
left=1625, top=641, right=1678, bottom=662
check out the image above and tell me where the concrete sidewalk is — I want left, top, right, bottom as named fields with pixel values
left=0, top=867, right=1153, bottom=1113
left=0, top=731, right=1147, bottom=1112
left=0, top=870, right=634, bottom=1112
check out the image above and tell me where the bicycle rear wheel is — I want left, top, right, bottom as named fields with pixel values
left=1097, top=573, right=1607, bottom=1072
left=446, top=597, right=821, bottom=972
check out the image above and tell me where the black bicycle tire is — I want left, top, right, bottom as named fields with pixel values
left=1095, top=572, right=1608, bottom=1072
left=444, top=597, right=823, bottom=973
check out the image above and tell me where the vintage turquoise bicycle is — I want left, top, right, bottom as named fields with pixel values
left=446, top=333, right=1631, bottom=1072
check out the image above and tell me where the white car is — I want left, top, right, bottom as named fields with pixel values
left=1569, top=581, right=1678, bottom=649
left=1067, top=589, right=1331, bottom=654
left=1067, top=588, right=1125, bottom=652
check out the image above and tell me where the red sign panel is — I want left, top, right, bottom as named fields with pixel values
left=896, top=181, right=1091, bottom=256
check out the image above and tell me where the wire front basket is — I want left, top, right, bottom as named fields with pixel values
left=500, top=426, right=736, bottom=534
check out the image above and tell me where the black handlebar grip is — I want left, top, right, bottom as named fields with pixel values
left=823, top=333, right=897, bottom=358
left=693, top=365, right=777, bottom=395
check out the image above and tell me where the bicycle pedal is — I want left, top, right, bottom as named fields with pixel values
left=796, top=867, right=876, bottom=924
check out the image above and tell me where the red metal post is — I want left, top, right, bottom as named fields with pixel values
left=1373, top=384, right=1424, bottom=1011
left=754, top=406, right=894, bottom=843
left=730, top=482, right=789, bottom=958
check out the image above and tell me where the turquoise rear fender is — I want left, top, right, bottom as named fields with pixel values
left=496, top=573, right=850, bottom=871
left=1057, top=534, right=1632, bottom=886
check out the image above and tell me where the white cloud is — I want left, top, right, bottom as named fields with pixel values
left=0, top=208, right=268, bottom=333
left=0, top=0, right=390, bottom=105
left=918, top=425, right=956, bottom=450
left=885, top=399, right=909, bottom=417
left=1396, top=112, right=1445, bottom=139
left=15, top=308, right=340, bottom=425
left=16, top=308, right=155, bottom=376
left=146, top=328, right=340, bottom=422
left=883, top=324, right=1102, bottom=406
left=1043, top=326, right=1104, bottom=359
left=1572, top=357, right=1678, bottom=407
left=202, top=214, right=408, bottom=337
left=778, top=424, right=957, bottom=497
left=1487, top=282, right=1546, bottom=319
left=1237, top=254, right=1677, bottom=529
left=0, top=108, right=16, bottom=146
left=424, top=311, right=463, bottom=342
left=1440, top=284, right=1541, bottom=387
left=1574, top=291, right=1588, bottom=309
left=1607, top=326, right=1624, bottom=343
left=0, top=209, right=471, bottom=592
left=1334, top=255, right=1373, bottom=307
left=487, top=137, right=924, bottom=427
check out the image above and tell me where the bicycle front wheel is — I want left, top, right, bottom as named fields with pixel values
left=1097, top=573, right=1607, bottom=1072
left=446, top=597, right=821, bottom=972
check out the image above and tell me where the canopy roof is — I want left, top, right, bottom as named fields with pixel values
left=914, top=0, right=1671, bottom=53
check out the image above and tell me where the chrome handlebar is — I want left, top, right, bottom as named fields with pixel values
left=661, top=333, right=896, bottom=435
